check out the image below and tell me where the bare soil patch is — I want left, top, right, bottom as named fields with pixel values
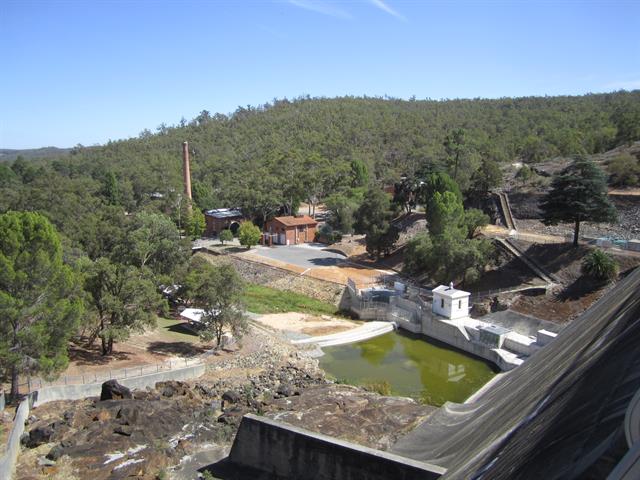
left=508, top=241, right=640, bottom=323
left=254, top=312, right=360, bottom=336
left=235, top=249, right=388, bottom=287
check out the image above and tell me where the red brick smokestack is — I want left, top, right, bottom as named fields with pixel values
left=182, top=141, right=192, bottom=211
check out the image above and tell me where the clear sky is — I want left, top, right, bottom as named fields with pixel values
left=1, top=0, right=639, bottom=149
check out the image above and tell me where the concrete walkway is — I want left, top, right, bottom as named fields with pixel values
left=291, top=321, right=394, bottom=347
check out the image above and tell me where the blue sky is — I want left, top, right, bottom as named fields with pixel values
left=1, top=0, right=639, bottom=149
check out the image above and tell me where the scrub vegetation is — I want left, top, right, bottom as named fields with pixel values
left=243, top=284, right=339, bottom=316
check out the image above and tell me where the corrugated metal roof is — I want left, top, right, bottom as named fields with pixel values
left=205, top=208, right=243, bottom=219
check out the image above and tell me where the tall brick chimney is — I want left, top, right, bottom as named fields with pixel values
left=182, top=141, right=192, bottom=210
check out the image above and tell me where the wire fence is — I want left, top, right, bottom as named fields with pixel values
left=17, top=358, right=201, bottom=394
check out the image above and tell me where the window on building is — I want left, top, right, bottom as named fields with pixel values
left=441, top=299, right=444, bottom=309
left=458, top=300, right=462, bottom=309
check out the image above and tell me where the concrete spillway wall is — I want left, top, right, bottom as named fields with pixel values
left=31, top=363, right=206, bottom=407
left=229, top=414, right=446, bottom=480
left=0, top=363, right=206, bottom=480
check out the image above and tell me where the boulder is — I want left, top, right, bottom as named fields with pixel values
left=471, top=300, right=491, bottom=317
left=221, top=390, right=241, bottom=406
left=25, top=426, right=54, bottom=448
left=100, top=380, right=132, bottom=401
left=156, top=380, right=190, bottom=398
left=37, top=456, right=56, bottom=467
left=276, top=384, right=297, bottom=398
left=217, top=407, right=247, bottom=426
left=46, top=445, right=65, bottom=461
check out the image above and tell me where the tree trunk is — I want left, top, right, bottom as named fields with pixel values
left=108, top=338, right=113, bottom=354
left=10, top=365, right=19, bottom=399
left=573, top=218, right=581, bottom=247
left=101, top=336, right=108, bottom=356
left=453, top=152, right=460, bottom=182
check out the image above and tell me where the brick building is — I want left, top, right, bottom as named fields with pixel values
left=204, top=208, right=244, bottom=237
left=263, top=215, right=318, bottom=245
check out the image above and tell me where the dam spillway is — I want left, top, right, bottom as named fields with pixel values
left=391, top=266, right=640, bottom=479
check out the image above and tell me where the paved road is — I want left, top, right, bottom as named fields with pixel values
left=251, top=245, right=346, bottom=269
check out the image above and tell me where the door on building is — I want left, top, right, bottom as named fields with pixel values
left=278, top=233, right=286, bottom=245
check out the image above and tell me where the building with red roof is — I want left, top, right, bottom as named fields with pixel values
left=263, top=215, right=318, bottom=245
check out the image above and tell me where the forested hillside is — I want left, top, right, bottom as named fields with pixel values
left=1, top=91, right=639, bottom=248
left=0, top=146, right=74, bottom=162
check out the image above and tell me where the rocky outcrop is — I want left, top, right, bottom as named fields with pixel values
left=263, top=384, right=435, bottom=451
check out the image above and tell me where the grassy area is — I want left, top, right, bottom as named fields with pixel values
left=155, top=317, right=201, bottom=343
left=244, top=284, right=339, bottom=316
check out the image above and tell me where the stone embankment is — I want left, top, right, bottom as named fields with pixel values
left=200, top=252, right=345, bottom=305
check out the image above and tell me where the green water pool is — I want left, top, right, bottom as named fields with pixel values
left=319, top=330, right=498, bottom=406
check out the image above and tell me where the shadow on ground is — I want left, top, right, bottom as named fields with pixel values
left=555, top=277, right=603, bottom=302
left=69, top=340, right=131, bottom=366
left=164, top=322, right=200, bottom=336
left=308, top=257, right=341, bottom=266
left=147, top=341, right=209, bottom=357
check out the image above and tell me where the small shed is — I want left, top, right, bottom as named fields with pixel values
left=263, top=215, right=318, bottom=246
left=432, top=284, right=470, bottom=320
left=204, top=208, right=243, bottom=237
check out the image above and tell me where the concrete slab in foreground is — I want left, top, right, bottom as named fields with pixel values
left=209, top=413, right=445, bottom=480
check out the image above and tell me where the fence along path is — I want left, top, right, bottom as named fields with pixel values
left=18, top=357, right=201, bottom=394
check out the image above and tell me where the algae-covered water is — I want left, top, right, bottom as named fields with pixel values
left=319, top=330, right=497, bottom=406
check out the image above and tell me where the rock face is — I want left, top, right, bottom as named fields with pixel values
left=100, top=380, right=132, bottom=401
left=263, top=384, right=435, bottom=451
left=14, top=335, right=433, bottom=479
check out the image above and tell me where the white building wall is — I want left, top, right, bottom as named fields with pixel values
left=451, top=296, right=469, bottom=320
left=432, top=296, right=451, bottom=318
left=432, top=292, right=469, bottom=320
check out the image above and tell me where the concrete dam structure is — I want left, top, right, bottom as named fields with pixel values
left=220, top=267, right=640, bottom=479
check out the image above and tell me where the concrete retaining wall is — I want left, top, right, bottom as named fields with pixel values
left=420, top=316, right=507, bottom=369
left=229, top=414, right=445, bottom=480
left=393, top=317, right=422, bottom=334
left=0, top=399, right=29, bottom=480
left=32, top=363, right=205, bottom=407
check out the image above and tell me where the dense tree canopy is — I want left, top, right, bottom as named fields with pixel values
left=0, top=212, right=82, bottom=396
left=2, top=91, right=638, bottom=245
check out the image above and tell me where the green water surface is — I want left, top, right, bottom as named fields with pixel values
left=319, top=330, right=497, bottom=406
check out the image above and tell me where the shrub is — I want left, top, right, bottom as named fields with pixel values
left=608, top=153, right=640, bottom=187
left=238, top=221, right=261, bottom=249
left=219, top=229, right=233, bottom=245
left=581, top=249, right=619, bottom=281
